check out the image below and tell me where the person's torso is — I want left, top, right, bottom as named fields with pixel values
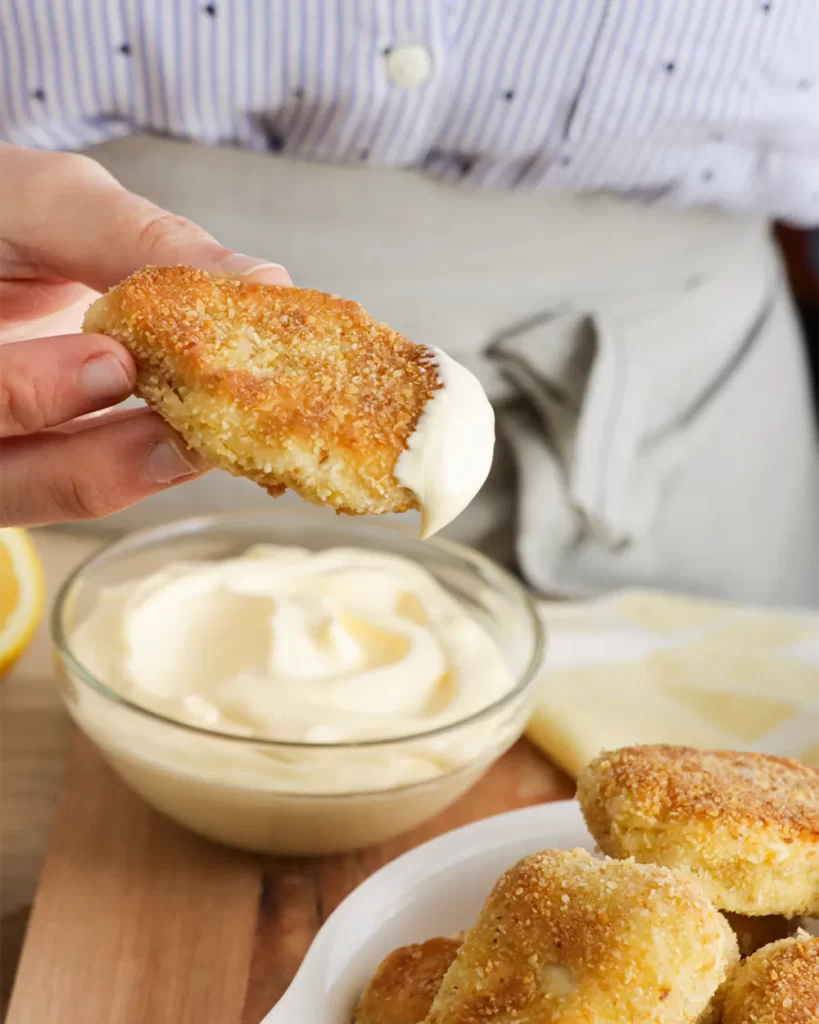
left=1, top=0, right=818, bottom=223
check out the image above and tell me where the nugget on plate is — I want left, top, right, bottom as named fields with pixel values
left=721, top=934, right=819, bottom=1024
left=578, top=746, right=819, bottom=916
left=424, top=848, right=738, bottom=1024
left=354, top=936, right=461, bottom=1024
left=722, top=912, right=801, bottom=958
left=84, top=266, right=494, bottom=535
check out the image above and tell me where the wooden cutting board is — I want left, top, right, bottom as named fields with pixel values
left=7, top=731, right=572, bottom=1023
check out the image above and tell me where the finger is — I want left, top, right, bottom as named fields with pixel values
left=0, top=146, right=292, bottom=292
left=0, top=282, right=99, bottom=343
left=0, top=278, right=92, bottom=326
left=50, top=405, right=148, bottom=435
left=0, top=333, right=135, bottom=437
left=0, top=408, right=209, bottom=526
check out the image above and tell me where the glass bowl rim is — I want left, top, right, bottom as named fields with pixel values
left=51, top=509, right=545, bottom=751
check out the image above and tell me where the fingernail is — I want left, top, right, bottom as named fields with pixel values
left=79, top=355, right=132, bottom=403
left=144, top=438, right=201, bottom=484
left=215, top=253, right=292, bottom=284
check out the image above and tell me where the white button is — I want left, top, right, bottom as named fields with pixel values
left=385, top=44, right=432, bottom=88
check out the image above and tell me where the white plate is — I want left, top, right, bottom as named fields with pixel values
left=262, top=800, right=590, bottom=1023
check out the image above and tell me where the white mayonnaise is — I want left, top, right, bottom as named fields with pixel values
left=70, top=545, right=513, bottom=745
left=395, top=347, right=495, bottom=538
left=64, top=544, right=528, bottom=852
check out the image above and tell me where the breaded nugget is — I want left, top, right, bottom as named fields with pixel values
left=721, top=935, right=819, bottom=1024
left=723, top=912, right=801, bottom=958
left=578, top=746, right=819, bottom=916
left=354, top=936, right=461, bottom=1024
left=425, top=848, right=738, bottom=1024
left=83, top=266, right=493, bottom=531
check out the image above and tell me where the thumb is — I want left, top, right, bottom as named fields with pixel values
left=0, top=146, right=291, bottom=292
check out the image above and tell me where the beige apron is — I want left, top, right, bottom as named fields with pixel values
left=83, top=137, right=819, bottom=606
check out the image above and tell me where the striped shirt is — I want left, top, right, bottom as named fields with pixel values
left=2, top=1, right=818, bottom=225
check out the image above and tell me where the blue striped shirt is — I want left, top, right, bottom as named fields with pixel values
left=2, top=1, right=818, bottom=224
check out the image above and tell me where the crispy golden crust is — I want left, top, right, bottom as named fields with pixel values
left=721, top=936, right=819, bottom=1024
left=723, top=913, right=801, bottom=959
left=354, top=937, right=462, bottom=1024
left=425, top=848, right=738, bottom=1024
left=578, top=746, right=819, bottom=916
left=83, top=266, right=440, bottom=515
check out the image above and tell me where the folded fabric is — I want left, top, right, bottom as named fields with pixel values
left=527, top=590, right=819, bottom=778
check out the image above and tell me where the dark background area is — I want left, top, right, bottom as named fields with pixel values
left=776, top=226, right=819, bottom=424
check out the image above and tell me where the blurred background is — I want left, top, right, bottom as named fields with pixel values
left=777, top=224, right=818, bottom=410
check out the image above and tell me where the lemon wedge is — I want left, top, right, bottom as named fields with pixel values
left=0, top=528, right=45, bottom=676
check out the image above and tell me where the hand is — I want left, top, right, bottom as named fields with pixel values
left=0, top=144, right=291, bottom=526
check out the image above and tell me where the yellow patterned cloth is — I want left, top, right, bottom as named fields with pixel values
left=527, top=591, right=819, bottom=778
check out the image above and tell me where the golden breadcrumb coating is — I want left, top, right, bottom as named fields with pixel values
left=721, top=935, right=819, bottom=1024
left=578, top=746, right=819, bottom=917
left=424, top=848, right=738, bottom=1024
left=723, top=912, right=801, bottom=959
left=354, top=936, right=462, bottom=1024
left=83, top=266, right=440, bottom=515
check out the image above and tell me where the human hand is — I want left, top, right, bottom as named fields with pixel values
left=0, top=144, right=291, bottom=526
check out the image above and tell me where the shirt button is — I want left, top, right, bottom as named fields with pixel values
left=385, top=45, right=432, bottom=88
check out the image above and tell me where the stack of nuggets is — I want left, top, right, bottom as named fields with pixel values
left=354, top=746, right=819, bottom=1023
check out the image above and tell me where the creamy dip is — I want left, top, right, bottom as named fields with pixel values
left=70, top=545, right=513, bottom=745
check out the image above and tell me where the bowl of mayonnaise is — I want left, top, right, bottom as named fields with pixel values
left=52, top=509, right=544, bottom=855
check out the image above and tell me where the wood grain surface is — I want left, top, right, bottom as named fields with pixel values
left=2, top=530, right=572, bottom=1023
left=0, top=531, right=98, bottom=1016
left=7, top=734, right=261, bottom=1024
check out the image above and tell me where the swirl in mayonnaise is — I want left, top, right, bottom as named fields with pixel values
left=70, top=545, right=513, bottom=744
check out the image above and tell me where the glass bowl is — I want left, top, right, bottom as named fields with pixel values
left=52, top=509, right=544, bottom=855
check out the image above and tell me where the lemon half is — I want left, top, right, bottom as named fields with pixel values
left=0, top=528, right=45, bottom=676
